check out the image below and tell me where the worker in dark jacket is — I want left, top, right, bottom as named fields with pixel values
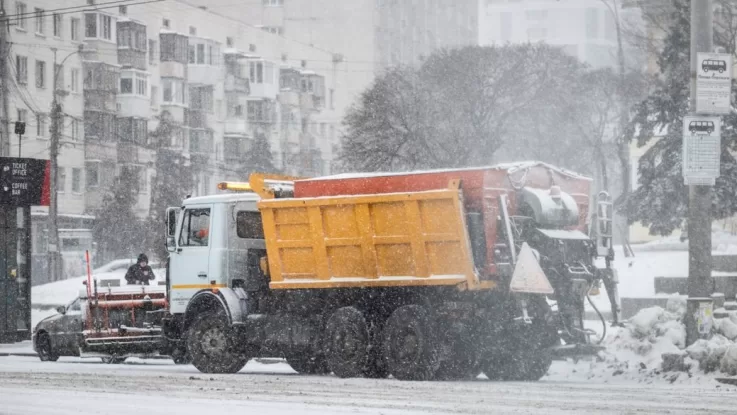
left=125, top=254, right=155, bottom=285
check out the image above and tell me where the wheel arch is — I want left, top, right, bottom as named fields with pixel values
left=182, top=288, right=247, bottom=331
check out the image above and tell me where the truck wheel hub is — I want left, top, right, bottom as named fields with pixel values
left=201, top=328, right=226, bottom=354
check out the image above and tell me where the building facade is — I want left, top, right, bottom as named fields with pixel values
left=480, top=0, right=644, bottom=70
left=5, top=0, right=351, bottom=278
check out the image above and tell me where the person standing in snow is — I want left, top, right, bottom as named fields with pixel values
left=125, top=254, right=155, bottom=285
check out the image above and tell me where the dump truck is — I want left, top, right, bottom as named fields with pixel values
left=161, top=162, right=619, bottom=380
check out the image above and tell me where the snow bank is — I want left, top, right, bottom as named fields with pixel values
left=550, top=296, right=737, bottom=384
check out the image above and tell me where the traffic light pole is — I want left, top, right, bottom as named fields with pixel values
left=685, top=0, right=715, bottom=346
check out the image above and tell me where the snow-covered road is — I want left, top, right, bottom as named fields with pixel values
left=0, top=356, right=734, bottom=414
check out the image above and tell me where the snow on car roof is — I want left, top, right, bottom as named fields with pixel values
left=301, top=161, right=591, bottom=182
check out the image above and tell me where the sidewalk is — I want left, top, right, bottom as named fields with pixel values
left=0, top=340, right=36, bottom=357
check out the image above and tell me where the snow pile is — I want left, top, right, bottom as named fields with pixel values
left=550, top=296, right=737, bottom=384
left=601, top=298, right=687, bottom=368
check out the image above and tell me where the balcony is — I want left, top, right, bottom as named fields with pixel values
left=279, top=89, right=299, bottom=107
left=188, top=38, right=222, bottom=85
left=224, top=119, right=248, bottom=136
left=225, top=74, right=250, bottom=94
left=117, top=20, right=147, bottom=71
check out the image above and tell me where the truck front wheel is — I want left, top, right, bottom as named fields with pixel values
left=186, top=312, right=248, bottom=374
left=325, top=307, right=369, bottom=378
left=382, top=305, right=439, bottom=381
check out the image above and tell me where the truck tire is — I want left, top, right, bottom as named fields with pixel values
left=435, top=322, right=480, bottom=380
left=186, top=312, right=248, bottom=374
left=483, top=349, right=552, bottom=381
left=382, top=305, right=439, bottom=381
left=325, top=307, right=369, bottom=378
left=287, top=356, right=330, bottom=375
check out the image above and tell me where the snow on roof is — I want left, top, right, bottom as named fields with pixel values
left=303, top=161, right=591, bottom=182
left=159, top=29, right=187, bottom=36
left=183, top=192, right=260, bottom=206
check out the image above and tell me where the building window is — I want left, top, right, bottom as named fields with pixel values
left=34, top=8, right=44, bottom=34
left=329, top=88, right=334, bottom=109
left=226, top=37, right=233, bottom=47
left=72, top=168, right=82, bottom=193
left=70, top=118, right=80, bottom=140
left=86, top=162, right=99, bottom=189
left=70, top=17, right=80, bottom=41
left=261, top=26, right=283, bottom=35
left=136, top=75, right=147, bottom=96
left=101, top=15, right=112, bottom=40
left=189, top=26, right=197, bottom=36
left=263, top=0, right=283, bottom=6
left=57, top=167, right=66, bottom=193
left=120, top=77, right=133, bottom=93
left=149, top=40, right=157, bottom=64
left=15, top=3, right=27, bottom=30
left=208, top=45, right=215, bottom=65
left=119, top=5, right=127, bottom=15
left=160, top=33, right=188, bottom=63
left=250, top=61, right=263, bottom=83
left=53, top=13, right=62, bottom=37
left=35, top=60, right=45, bottom=88
left=36, top=114, right=46, bottom=137
left=196, top=44, right=205, bottom=64
left=15, top=55, right=27, bottom=84
left=162, top=18, right=170, bottom=29
left=162, top=78, right=184, bottom=104
left=54, top=63, right=64, bottom=90
left=70, top=68, right=79, bottom=92
left=85, top=13, right=97, bottom=38
left=188, top=45, right=195, bottom=64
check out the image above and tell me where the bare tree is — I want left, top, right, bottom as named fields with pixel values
left=339, top=44, right=591, bottom=172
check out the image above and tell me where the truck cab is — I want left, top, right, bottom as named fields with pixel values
left=166, top=192, right=264, bottom=315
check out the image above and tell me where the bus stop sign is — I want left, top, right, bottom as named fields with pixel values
left=683, top=116, right=721, bottom=186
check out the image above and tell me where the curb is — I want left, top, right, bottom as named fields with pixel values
left=0, top=352, right=37, bottom=357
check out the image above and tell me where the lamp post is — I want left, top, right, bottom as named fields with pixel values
left=47, top=45, right=83, bottom=282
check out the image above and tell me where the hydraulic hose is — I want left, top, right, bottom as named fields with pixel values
left=587, top=294, right=607, bottom=345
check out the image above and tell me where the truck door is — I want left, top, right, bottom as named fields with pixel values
left=169, top=205, right=212, bottom=314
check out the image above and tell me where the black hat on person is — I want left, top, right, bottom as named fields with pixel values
left=138, top=253, right=148, bottom=263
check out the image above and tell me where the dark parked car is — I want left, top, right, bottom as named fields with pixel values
left=33, top=284, right=174, bottom=364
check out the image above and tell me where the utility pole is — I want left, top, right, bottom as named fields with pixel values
left=0, top=0, right=11, bottom=157
left=685, top=0, right=715, bottom=346
left=48, top=48, right=61, bottom=282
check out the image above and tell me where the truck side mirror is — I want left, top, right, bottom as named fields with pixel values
left=165, top=207, right=179, bottom=252
left=166, top=236, right=176, bottom=252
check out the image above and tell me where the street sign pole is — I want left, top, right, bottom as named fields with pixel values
left=685, top=0, right=721, bottom=346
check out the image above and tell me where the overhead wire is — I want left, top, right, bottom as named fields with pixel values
left=2, top=0, right=144, bottom=20
left=3, top=0, right=166, bottom=23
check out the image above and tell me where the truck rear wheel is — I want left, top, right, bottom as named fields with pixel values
left=382, top=305, right=439, bottom=381
left=325, top=307, right=369, bottom=378
left=483, top=349, right=552, bottom=381
left=186, top=312, right=248, bottom=374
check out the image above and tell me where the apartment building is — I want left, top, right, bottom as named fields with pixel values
left=6, top=0, right=350, bottom=279
left=480, top=0, right=645, bottom=70
left=186, top=0, right=479, bottom=99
